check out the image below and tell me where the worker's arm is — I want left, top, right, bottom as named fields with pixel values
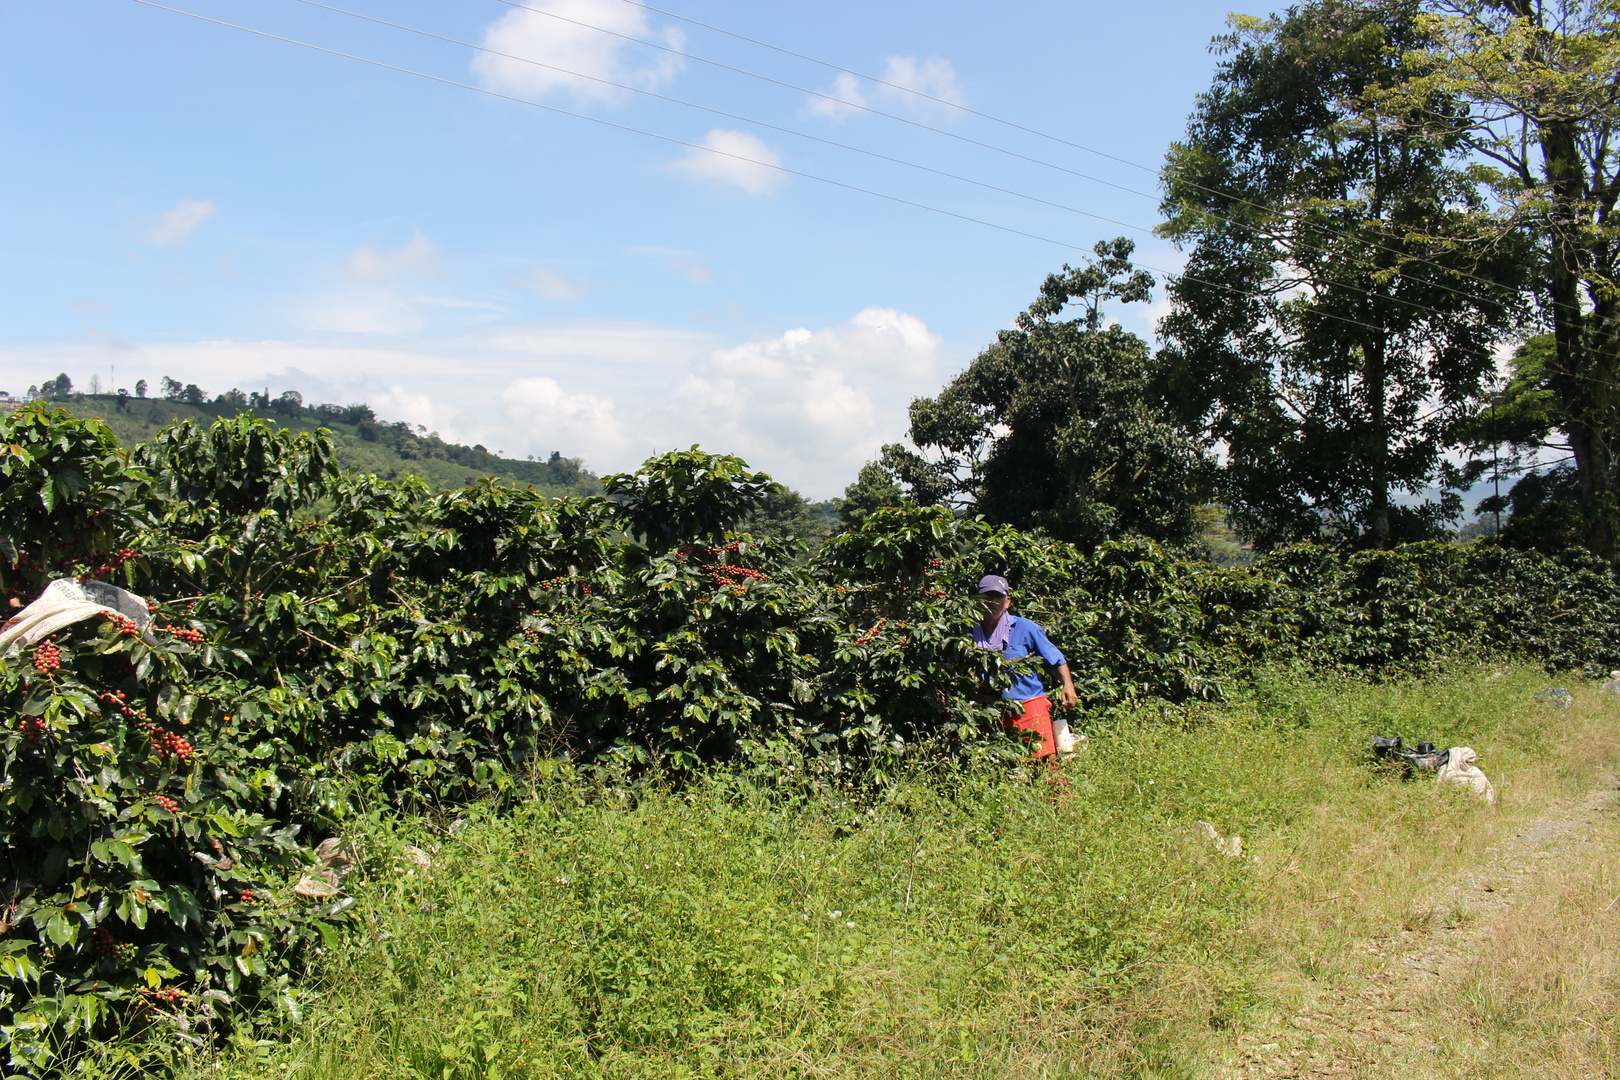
left=1055, top=663, right=1078, bottom=708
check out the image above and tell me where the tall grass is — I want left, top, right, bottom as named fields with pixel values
left=173, top=663, right=1617, bottom=1079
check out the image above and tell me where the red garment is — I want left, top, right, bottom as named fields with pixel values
left=1004, top=694, right=1055, bottom=759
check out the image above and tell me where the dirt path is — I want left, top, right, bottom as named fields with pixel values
left=1219, top=773, right=1620, bottom=1079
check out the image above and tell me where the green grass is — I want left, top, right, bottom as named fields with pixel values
left=165, top=663, right=1611, bottom=1079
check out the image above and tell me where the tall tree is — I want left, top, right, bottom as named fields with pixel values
left=838, top=462, right=904, bottom=527
left=1159, top=0, right=1525, bottom=549
left=1379, top=0, right=1620, bottom=561
left=1460, top=333, right=1588, bottom=549
left=883, top=239, right=1211, bottom=550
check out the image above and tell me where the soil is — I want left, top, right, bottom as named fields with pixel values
left=1215, top=772, right=1620, bottom=1079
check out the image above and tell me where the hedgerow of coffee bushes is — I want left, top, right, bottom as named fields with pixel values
left=0, top=602, right=355, bottom=1076
left=3, top=404, right=1619, bottom=1073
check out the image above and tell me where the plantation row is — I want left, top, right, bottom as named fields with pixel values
left=2, top=405, right=1618, bottom=1074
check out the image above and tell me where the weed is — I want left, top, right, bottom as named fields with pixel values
left=156, top=662, right=1620, bottom=1079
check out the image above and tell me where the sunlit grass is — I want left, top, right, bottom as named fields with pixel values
left=170, top=662, right=1618, bottom=1079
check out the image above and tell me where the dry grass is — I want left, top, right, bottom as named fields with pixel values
left=1432, top=840, right=1620, bottom=1078
left=1192, top=676, right=1620, bottom=1079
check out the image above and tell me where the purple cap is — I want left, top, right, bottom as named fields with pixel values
left=976, top=574, right=1011, bottom=595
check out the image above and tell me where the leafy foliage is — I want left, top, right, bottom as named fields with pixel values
left=1379, top=0, right=1620, bottom=563
left=885, top=239, right=1211, bottom=550
left=1159, top=0, right=1525, bottom=548
left=0, top=407, right=150, bottom=601
left=2, top=407, right=1618, bottom=1075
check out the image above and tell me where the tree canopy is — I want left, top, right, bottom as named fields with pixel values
left=1376, top=0, right=1620, bottom=562
left=1159, top=0, right=1525, bottom=549
left=883, top=239, right=1211, bottom=550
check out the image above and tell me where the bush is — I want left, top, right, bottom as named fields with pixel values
left=3, top=407, right=1619, bottom=1072
left=0, top=609, right=354, bottom=1076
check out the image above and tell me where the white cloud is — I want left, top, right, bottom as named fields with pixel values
left=680, top=307, right=941, bottom=487
left=89, top=329, right=136, bottom=351
left=147, top=200, right=217, bottom=247
left=667, top=258, right=712, bottom=283
left=304, top=293, right=425, bottom=335
left=472, top=0, right=683, bottom=105
left=523, top=267, right=587, bottom=300
left=881, top=56, right=964, bottom=109
left=805, top=72, right=866, bottom=120
left=624, top=246, right=714, bottom=282
left=806, top=56, right=964, bottom=120
left=709, top=307, right=939, bottom=381
left=0, top=307, right=943, bottom=496
left=670, top=129, right=783, bottom=195
left=503, top=377, right=628, bottom=465
left=344, top=228, right=441, bottom=282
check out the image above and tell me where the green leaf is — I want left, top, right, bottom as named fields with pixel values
left=44, top=914, right=76, bottom=947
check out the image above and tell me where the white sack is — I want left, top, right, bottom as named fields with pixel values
left=1052, top=716, right=1084, bottom=757
left=1196, top=820, right=1245, bottom=858
left=1436, top=746, right=1497, bottom=805
left=0, top=578, right=155, bottom=651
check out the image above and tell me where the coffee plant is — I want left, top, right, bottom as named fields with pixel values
left=2, top=403, right=1617, bottom=1074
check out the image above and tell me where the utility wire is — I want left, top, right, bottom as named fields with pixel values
left=133, top=0, right=1620, bottom=395
left=127, top=0, right=1401, bottom=339
left=601, top=0, right=1620, bottom=386
left=484, top=0, right=1172, bottom=205
left=285, top=0, right=1147, bottom=237
left=282, top=0, right=1522, bottom=330
left=606, top=0, right=1617, bottom=396
left=503, top=0, right=1532, bottom=313
left=610, top=0, right=1188, bottom=178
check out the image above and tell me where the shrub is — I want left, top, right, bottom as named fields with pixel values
left=4, top=408, right=1620, bottom=1072
left=0, top=612, right=354, bottom=1076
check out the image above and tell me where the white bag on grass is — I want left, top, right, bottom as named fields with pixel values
left=1436, top=746, right=1497, bottom=805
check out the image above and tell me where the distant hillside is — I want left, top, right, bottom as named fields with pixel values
left=38, top=393, right=601, bottom=498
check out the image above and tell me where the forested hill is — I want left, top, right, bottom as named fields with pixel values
left=41, top=393, right=601, bottom=498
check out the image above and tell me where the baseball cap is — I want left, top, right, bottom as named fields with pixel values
left=976, top=574, right=1011, bottom=595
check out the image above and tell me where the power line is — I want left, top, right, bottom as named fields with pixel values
left=285, top=0, right=1148, bottom=238
left=556, top=0, right=1536, bottom=313
left=127, top=0, right=1403, bottom=340
left=486, top=0, right=1163, bottom=204
left=491, top=0, right=1617, bottom=394
left=610, top=0, right=1169, bottom=179
left=143, top=0, right=1620, bottom=390
left=280, top=0, right=1520, bottom=331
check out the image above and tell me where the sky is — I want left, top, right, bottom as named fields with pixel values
left=2, top=0, right=1251, bottom=498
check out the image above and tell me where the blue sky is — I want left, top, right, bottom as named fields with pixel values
left=3, top=0, right=1248, bottom=496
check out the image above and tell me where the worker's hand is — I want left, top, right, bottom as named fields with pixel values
left=1060, top=684, right=1078, bottom=708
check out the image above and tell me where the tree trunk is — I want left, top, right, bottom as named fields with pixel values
left=1366, top=332, right=1390, bottom=548
left=1538, top=111, right=1617, bottom=563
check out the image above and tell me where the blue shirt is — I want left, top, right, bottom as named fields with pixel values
left=974, top=614, right=1066, bottom=701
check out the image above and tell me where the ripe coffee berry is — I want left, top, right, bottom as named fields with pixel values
left=152, top=732, right=194, bottom=763
left=153, top=795, right=180, bottom=813
left=32, top=640, right=61, bottom=673
left=93, top=927, right=116, bottom=959
left=855, top=618, right=888, bottom=645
